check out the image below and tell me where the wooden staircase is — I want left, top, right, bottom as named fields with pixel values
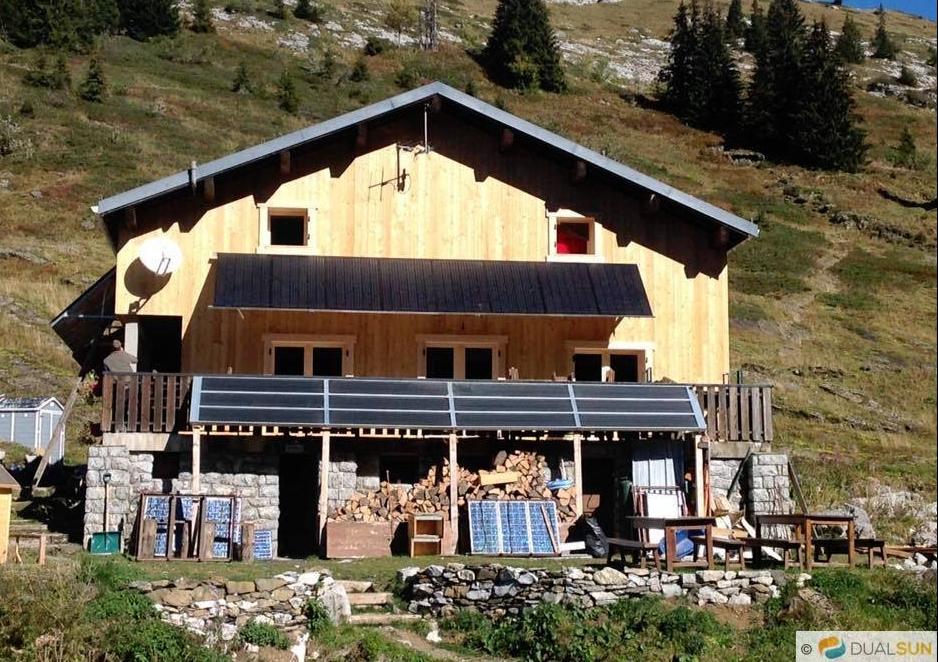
left=339, top=580, right=422, bottom=625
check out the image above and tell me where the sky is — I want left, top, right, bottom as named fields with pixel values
left=840, top=1, right=937, bottom=21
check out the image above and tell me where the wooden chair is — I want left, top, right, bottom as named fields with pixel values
left=606, top=537, right=661, bottom=570
left=742, top=537, right=805, bottom=569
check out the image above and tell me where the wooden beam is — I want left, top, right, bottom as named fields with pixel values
left=711, top=225, right=731, bottom=249
left=191, top=429, right=202, bottom=493
left=356, top=123, right=368, bottom=149
left=318, top=430, right=331, bottom=550
left=571, top=160, right=587, bottom=184
left=279, top=149, right=291, bottom=175
left=572, top=434, right=584, bottom=517
left=499, top=127, right=514, bottom=151
left=448, top=433, right=458, bottom=555
left=694, top=434, right=706, bottom=516
left=203, top=176, right=215, bottom=203
left=33, top=374, right=83, bottom=487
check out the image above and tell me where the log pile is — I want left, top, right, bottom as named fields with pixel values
left=329, top=450, right=578, bottom=523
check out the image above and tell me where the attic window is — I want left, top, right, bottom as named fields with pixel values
left=557, top=221, right=591, bottom=254
left=270, top=213, right=307, bottom=246
left=548, top=210, right=600, bottom=261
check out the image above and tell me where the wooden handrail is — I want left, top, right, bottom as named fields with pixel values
left=100, top=373, right=193, bottom=434
left=693, top=384, right=774, bottom=442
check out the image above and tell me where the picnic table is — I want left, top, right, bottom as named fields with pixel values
left=624, top=516, right=716, bottom=572
left=756, top=513, right=855, bottom=570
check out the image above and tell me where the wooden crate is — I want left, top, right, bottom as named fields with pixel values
left=325, top=521, right=394, bottom=558
left=408, top=514, right=444, bottom=557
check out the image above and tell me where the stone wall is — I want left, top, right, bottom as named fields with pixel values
left=401, top=563, right=799, bottom=617
left=747, top=453, right=793, bottom=519
left=709, top=458, right=742, bottom=510
left=85, top=445, right=163, bottom=544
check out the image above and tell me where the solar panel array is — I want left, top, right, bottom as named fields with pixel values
left=190, top=376, right=705, bottom=432
left=468, top=500, right=560, bottom=555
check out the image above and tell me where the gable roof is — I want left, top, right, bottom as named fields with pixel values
left=95, top=81, right=758, bottom=241
left=0, top=396, right=63, bottom=412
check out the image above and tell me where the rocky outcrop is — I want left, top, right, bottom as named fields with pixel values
left=400, top=563, right=800, bottom=617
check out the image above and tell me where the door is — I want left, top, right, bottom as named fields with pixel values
left=277, top=451, right=318, bottom=558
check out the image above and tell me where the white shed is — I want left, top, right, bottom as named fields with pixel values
left=0, top=396, right=65, bottom=464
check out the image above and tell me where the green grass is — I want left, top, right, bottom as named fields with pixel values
left=731, top=219, right=829, bottom=297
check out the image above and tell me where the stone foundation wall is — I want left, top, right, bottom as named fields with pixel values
left=402, top=563, right=796, bottom=617
left=709, top=458, right=743, bottom=510
left=747, top=453, right=792, bottom=517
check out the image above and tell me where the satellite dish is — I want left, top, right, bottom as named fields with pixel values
left=139, top=236, right=183, bottom=276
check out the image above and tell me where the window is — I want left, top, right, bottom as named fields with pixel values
left=257, top=204, right=315, bottom=254
left=567, top=342, right=652, bottom=382
left=548, top=209, right=600, bottom=261
left=418, top=336, right=506, bottom=380
left=264, top=335, right=355, bottom=376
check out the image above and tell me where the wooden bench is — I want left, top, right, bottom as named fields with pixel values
left=691, top=536, right=745, bottom=570
left=742, top=537, right=805, bottom=569
left=607, top=537, right=661, bottom=570
left=814, top=538, right=886, bottom=568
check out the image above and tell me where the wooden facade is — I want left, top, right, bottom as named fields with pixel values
left=112, top=111, right=730, bottom=385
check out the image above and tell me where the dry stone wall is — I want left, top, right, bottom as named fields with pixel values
left=400, top=563, right=802, bottom=617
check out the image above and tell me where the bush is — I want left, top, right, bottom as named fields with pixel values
left=78, top=58, right=106, bottom=102
left=86, top=588, right=154, bottom=622
left=350, top=57, right=370, bottom=82
left=23, top=53, right=71, bottom=90
left=295, top=0, right=325, bottom=22
left=232, top=62, right=252, bottom=94
left=118, top=0, right=180, bottom=41
left=363, top=35, right=388, bottom=56
left=109, top=619, right=228, bottom=662
left=276, top=70, right=299, bottom=113
left=305, top=599, right=333, bottom=635
left=395, top=62, right=421, bottom=89
left=898, top=65, right=918, bottom=86
left=240, top=621, right=290, bottom=649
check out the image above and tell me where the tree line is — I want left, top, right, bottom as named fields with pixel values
left=660, top=0, right=872, bottom=172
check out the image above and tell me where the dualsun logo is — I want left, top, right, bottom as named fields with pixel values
left=818, top=636, right=847, bottom=659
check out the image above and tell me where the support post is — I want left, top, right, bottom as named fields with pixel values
left=191, top=429, right=202, bottom=493
left=572, top=434, right=584, bottom=517
left=448, top=433, right=458, bottom=555
left=694, top=435, right=706, bottom=516
left=318, top=430, right=331, bottom=551
left=123, top=321, right=139, bottom=368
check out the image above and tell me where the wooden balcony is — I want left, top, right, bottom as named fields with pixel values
left=101, top=373, right=193, bottom=434
left=693, top=384, right=774, bottom=443
left=99, top=373, right=773, bottom=442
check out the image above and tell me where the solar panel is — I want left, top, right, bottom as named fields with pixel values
left=467, top=500, right=560, bottom=555
left=190, top=376, right=706, bottom=432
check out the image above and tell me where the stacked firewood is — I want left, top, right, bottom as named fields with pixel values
left=329, top=450, right=578, bottom=523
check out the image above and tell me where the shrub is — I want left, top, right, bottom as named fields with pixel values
left=86, top=588, right=154, bottom=622
left=295, top=0, right=325, bottom=22
left=240, top=621, right=290, bottom=649
left=190, top=0, right=215, bottom=33
left=887, top=126, right=920, bottom=169
left=118, top=0, right=180, bottom=41
left=78, top=58, right=106, bottom=102
left=270, top=0, right=287, bottom=19
left=305, top=599, right=333, bottom=635
left=898, top=65, right=917, bottom=86
left=232, top=62, right=252, bottom=94
left=276, top=70, right=299, bottom=113
left=109, top=619, right=228, bottom=662
left=395, top=62, right=421, bottom=89
left=363, top=35, right=388, bottom=56
left=350, top=57, right=370, bottom=82
left=23, top=53, right=71, bottom=90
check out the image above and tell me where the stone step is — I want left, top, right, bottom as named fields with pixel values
left=347, top=592, right=392, bottom=607
left=337, top=579, right=374, bottom=594
left=348, top=612, right=422, bottom=626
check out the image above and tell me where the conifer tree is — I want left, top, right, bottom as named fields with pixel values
left=118, top=0, right=180, bottom=41
left=791, top=20, right=866, bottom=171
left=659, top=2, right=697, bottom=117
left=871, top=5, right=896, bottom=59
left=231, top=62, right=251, bottom=94
left=276, top=70, right=299, bottom=113
left=746, top=0, right=806, bottom=159
left=78, top=57, right=106, bottom=102
left=891, top=126, right=918, bottom=169
left=294, top=0, right=323, bottom=22
left=834, top=13, right=864, bottom=64
left=483, top=0, right=566, bottom=92
left=24, top=52, right=71, bottom=90
left=191, top=0, right=214, bottom=33
left=0, top=0, right=118, bottom=50
left=744, top=0, right=768, bottom=54
left=725, top=0, right=745, bottom=41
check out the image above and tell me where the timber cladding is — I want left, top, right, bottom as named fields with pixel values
left=112, top=109, right=730, bottom=383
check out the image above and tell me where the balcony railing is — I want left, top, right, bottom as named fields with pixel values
left=693, top=383, right=773, bottom=443
left=101, top=373, right=193, bottom=434
left=100, top=373, right=773, bottom=442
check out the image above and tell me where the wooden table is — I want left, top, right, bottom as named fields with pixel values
left=625, top=516, right=716, bottom=572
left=756, top=513, right=855, bottom=570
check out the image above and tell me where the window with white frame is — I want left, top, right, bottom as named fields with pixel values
left=566, top=342, right=652, bottom=383
left=547, top=209, right=600, bottom=260
left=417, top=336, right=506, bottom=380
left=257, top=204, right=315, bottom=253
left=263, top=335, right=355, bottom=376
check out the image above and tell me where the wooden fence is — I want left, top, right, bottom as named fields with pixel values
left=100, top=373, right=193, bottom=434
left=694, top=384, right=773, bottom=442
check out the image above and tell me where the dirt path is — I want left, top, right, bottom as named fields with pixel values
left=377, top=625, right=506, bottom=662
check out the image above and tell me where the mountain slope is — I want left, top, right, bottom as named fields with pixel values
left=1, top=1, right=935, bottom=527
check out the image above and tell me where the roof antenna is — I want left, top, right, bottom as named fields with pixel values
left=188, top=160, right=198, bottom=194
left=423, top=102, right=430, bottom=154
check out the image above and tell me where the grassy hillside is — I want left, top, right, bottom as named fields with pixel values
left=0, top=1, right=935, bottom=524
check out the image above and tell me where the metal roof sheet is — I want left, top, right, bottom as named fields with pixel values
left=0, top=396, right=62, bottom=411
left=212, top=253, right=653, bottom=317
left=96, top=82, right=758, bottom=239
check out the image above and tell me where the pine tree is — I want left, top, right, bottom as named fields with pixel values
left=23, top=52, right=71, bottom=90
left=384, top=0, right=416, bottom=46
left=118, top=0, right=179, bottom=41
left=483, top=0, right=567, bottom=92
left=746, top=0, right=806, bottom=160
left=834, top=13, right=864, bottom=64
left=350, top=57, right=370, bottom=82
left=78, top=57, right=106, bottom=102
left=791, top=21, right=866, bottom=171
left=725, top=0, right=745, bottom=41
left=231, top=62, right=251, bottom=94
left=0, top=0, right=119, bottom=50
left=743, top=0, right=768, bottom=54
left=871, top=5, right=896, bottom=60
left=191, top=0, right=214, bottom=33
left=294, top=0, right=323, bottom=22
left=276, top=70, right=299, bottom=113
left=700, top=2, right=742, bottom=132
left=891, top=126, right=918, bottom=169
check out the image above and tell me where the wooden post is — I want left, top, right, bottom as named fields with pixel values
left=694, top=435, right=706, bottom=516
left=448, top=433, right=458, bottom=555
left=0, top=490, right=11, bottom=564
left=199, top=521, right=216, bottom=561
left=240, top=522, right=255, bottom=562
left=572, top=434, right=584, bottom=517
left=318, top=430, right=331, bottom=551
left=191, top=429, right=202, bottom=493
left=37, top=534, right=47, bottom=566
